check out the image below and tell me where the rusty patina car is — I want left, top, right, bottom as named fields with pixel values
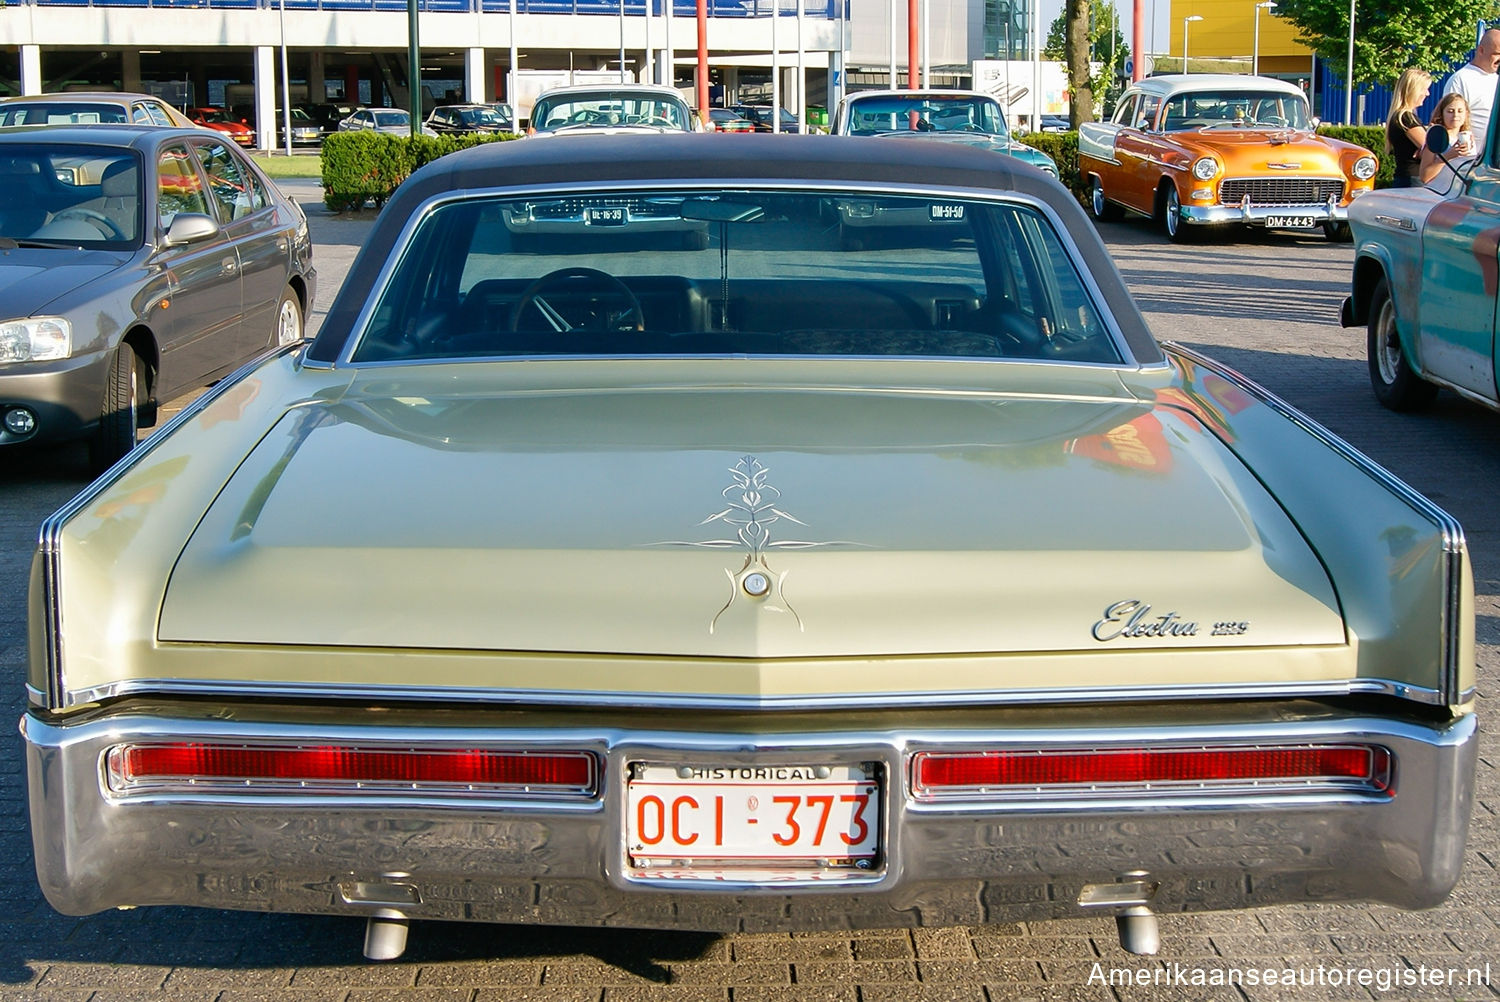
left=23, top=134, right=1475, bottom=963
left=1079, top=75, right=1377, bottom=242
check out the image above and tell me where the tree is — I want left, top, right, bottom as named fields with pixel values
left=1065, top=0, right=1094, bottom=126
left=1272, top=0, right=1494, bottom=87
left=1046, top=0, right=1129, bottom=122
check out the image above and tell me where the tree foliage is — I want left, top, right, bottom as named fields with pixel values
left=1271, top=0, right=1494, bottom=86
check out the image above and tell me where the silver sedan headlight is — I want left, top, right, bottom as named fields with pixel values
left=0, top=317, right=71, bottom=362
left=1353, top=156, right=1378, bottom=181
left=1192, top=157, right=1219, bottom=180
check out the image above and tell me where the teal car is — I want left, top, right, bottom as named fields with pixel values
left=830, top=89, right=1058, bottom=177
left=1341, top=116, right=1499, bottom=409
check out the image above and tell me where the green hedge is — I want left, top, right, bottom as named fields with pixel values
left=1315, top=124, right=1392, bottom=188
left=320, top=130, right=521, bottom=211
left=1031, top=124, right=1393, bottom=206
left=1018, top=131, right=1084, bottom=203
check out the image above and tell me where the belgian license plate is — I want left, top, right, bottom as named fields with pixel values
left=1265, top=214, right=1316, bottom=229
left=627, top=762, right=880, bottom=875
left=586, top=206, right=626, bottom=225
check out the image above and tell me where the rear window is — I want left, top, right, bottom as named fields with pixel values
left=0, top=103, right=129, bottom=126
left=350, top=187, right=1120, bottom=366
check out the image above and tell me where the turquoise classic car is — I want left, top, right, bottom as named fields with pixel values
left=1341, top=116, right=1499, bottom=408
left=830, top=89, right=1058, bottom=177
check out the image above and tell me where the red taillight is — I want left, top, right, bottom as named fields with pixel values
left=107, top=743, right=597, bottom=798
left=911, top=745, right=1391, bottom=800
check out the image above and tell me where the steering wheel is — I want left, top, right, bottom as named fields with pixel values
left=511, top=267, right=645, bottom=334
left=53, top=208, right=125, bottom=239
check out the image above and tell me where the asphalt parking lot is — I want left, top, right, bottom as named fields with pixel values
left=1, top=182, right=1496, bottom=1001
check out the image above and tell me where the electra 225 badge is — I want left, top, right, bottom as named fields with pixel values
left=657, top=455, right=855, bottom=633
left=1091, top=599, right=1250, bottom=641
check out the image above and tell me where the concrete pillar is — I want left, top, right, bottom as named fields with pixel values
left=827, top=49, right=840, bottom=117
left=465, top=47, right=485, bottom=103
left=188, top=55, right=209, bottom=110
left=121, top=50, right=142, bottom=93
left=20, top=45, right=41, bottom=96
left=308, top=51, right=326, bottom=104
left=254, top=45, right=276, bottom=150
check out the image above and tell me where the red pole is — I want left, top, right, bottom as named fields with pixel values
left=1132, top=0, right=1145, bottom=81
left=908, top=0, right=919, bottom=89
left=697, top=0, right=709, bottom=122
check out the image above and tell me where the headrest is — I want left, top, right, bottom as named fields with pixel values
left=100, top=161, right=138, bottom=198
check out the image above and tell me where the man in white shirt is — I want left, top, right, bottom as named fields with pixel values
left=1444, top=27, right=1500, bottom=150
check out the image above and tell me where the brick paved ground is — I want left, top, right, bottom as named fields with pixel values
left=1, top=194, right=1495, bottom=1001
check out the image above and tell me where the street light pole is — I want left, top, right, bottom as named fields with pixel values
left=1182, top=14, right=1201, bottom=74
left=1344, top=0, right=1355, bottom=123
left=1253, top=1, right=1276, bottom=77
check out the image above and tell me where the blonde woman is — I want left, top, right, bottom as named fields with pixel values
left=1419, top=92, right=1477, bottom=184
left=1386, top=68, right=1432, bottom=187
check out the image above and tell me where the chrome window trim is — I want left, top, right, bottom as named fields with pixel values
left=34, top=342, right=304, bottom=711
left=1167, top=342, right=1467, bottom=706
left=335, top=178, right=1145, bottom=369
left=53, top=674, right=1458, bottom=713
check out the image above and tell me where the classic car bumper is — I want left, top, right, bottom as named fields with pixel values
left=1181, top=201, right=1348, bottom=227
left=24, top=699, right=1476, bottom=929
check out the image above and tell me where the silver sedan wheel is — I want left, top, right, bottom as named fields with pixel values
left=275, top=289, right=304, bottom=346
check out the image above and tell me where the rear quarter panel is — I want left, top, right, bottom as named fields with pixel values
left=1151, top=346, right=1472, bottom=706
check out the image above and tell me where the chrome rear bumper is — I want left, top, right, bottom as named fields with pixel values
left=23, top=700, right=1476, bottom=931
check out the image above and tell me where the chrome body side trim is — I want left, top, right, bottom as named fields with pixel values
left=1166, top=342, right=1468, bottom=706
left=53, top=674, right=1454, bottom=713
left=23, top=703, right=1477, bottom=925
left=33, top=342, right=305, bottom=711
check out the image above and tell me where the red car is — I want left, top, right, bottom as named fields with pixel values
left=189, top=106, right=255, bottom=147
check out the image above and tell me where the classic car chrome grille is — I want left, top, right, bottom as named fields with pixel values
left=1219, top=177, right=1345, bottom=206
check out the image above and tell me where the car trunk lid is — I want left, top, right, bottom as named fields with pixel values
left=158, top=378, right=1345, bottom=663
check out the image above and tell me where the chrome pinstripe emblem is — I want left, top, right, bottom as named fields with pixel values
left=658, top=455, right=857, bottom=632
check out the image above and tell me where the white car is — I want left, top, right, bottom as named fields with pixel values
left=527, top=84, right=696, bottom=135
left=337, top=107, right=438, bottom=138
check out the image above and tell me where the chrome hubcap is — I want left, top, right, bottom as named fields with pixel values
left=1376, top=299, right=1401, bottom=384
left=1166, top=191, right=1180, bottom=236
left=1092, top=183, right=1105, bottom=217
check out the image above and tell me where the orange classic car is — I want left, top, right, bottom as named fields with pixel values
left=1078, top=75, right=1377, bottom=242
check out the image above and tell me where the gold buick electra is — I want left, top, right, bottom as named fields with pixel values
left=1079, top=74, right=1378, bottom=242
left=23, top=134, right=1474, bottom=961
